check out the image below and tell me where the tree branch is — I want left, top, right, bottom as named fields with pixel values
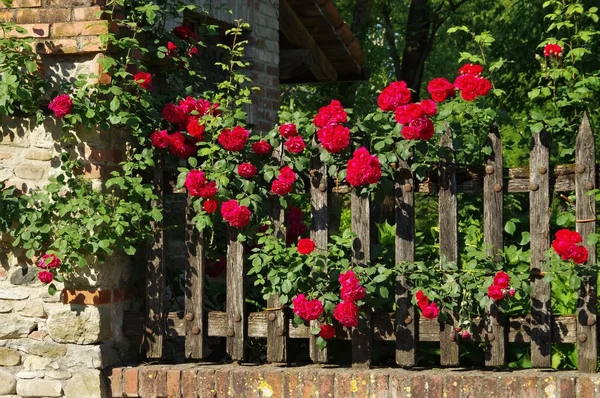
left=381, top=3, right=402, bottom=81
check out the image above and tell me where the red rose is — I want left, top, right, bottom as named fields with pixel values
left=38, top=270, right=53, bottom=284
left=150, top=130, right=170, bottom=149
left=162, top=103, right=187, bottom=126
left=415, top=290, right=429, bottom=310
left=218, top=126, right=249, bottom=151
left=179, top=97, right=211, bottom=116
left=555, top=229, right=582, bottom=244
left=420, top=99, right=437, bottom=116
left=313, top=100, right=347, bottom=128
left=285, top=136, right=306, bottom=154
left=454, top=74, right=480, bottom=101
left=237, top=162, right=257, bottom=179
left=186, top=117, right=205, bottom=142
left=48, top=94, right=72, bottom=118
left=197, top=181, right=218, bottom=198
left=317, top=125, right=351, bottom=154
left=411, top=117, right=434, bottom=140
left=203, top=198, right=218, bottom=213
left=169, top=132, right=196, bottom=158
left=188, top=46, right=200, bottom=57
left=458, top=63, right=483, bottom=76
left=297, top=238, right=315, bottom=255
left=493, top=271, right=510, bottom=289
left=292, top=294, right=308, bottom=317
left=377, top=81, right=412, bottom=111
left=427, top=78, right=455, bottom=102
left=172, top=25, right=197, bottom=40
left=133, top=71, right=152, bottom=90
left=286, top=206, right=307, bottom=245
left=393, top=104, right=427, bottom=125
left=319, top=324, right=335, bottom=339
left=401, top=125, right=420, bottom=140
left=184, top=170, right=207, bottom=197
left=167, top=41, right=178, bottom=56
left=221, top=199, right=251, bottom=228
left=421, top=302, right=439, bottom=319
left=405, top=103, right=424, bottom=122
left=271, top=179, right=293, bottom=196
left=333, top=301, right=359, bottom=328
left=543, top=43, right=562, bottom=58
left=475, top=77, right=492, bottom=96
left=251, top=140, right=272, bottom=155
left=37, top=254, right=61, bottom=269
left=339, top=270, right=357, bottom=285
left=340, top=277, right=365, bottom=302
left=572, top=245, right=589, bottom=264
left=488, top=284, right=505, bottom=301
left=279, top=123, right=298, bottom=138
left=346, top=147, right=381, bottom=187
left=292, top=294, right=323, bottom=321
left=278, top=166, right=297, bottom=184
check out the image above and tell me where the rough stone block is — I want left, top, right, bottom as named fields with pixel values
left=63, top=369, right=105, bottom=398
left=0, top=287, right=29, bottom=300
left=0, top=369, right=17, bottom=395
left=0, top=300, right=13, bottom=313
left=0, top=0, right=41, bottom=7
left=14, top=164, right=46, bottom=181
left=0, top=347, right=21, bottom=366
left=49, top=0, right=92, bottom=6
left=47, top=304, right=112, bottom=344
left=24, top=149, right=53, bottom=161
left=0, top=314, right=37, bottom=338
left=16, top=378, right=62, bottom=397
left=45, top=370, right=72, bottom=380
left=9, top=266, right=38, bottom=285
left=23, top=355, right=59, bottom=371
left=51, top=20, right=108, bottom=37
left=14, top=298, right=46, bottom=318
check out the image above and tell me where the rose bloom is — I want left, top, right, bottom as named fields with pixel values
left=203, top=198, right=218, bottom=214
left=346, top=147, right=381, bottom=187
left=184, top=170, right=207, bottom=197
left=401, top=125, right=420, bottom=140
left=427, top=78, right=455, bottom=102
left=421, top=302, right=439, bottom=319
left=394, top=104, right=422, bottom=125
left=412, top=117, right=434, bottom=140
left=317, top=125, right=351, bottom=154
left=454, top=74, right=479, bottom=101
left=172, top=25, right=197, bottom=40
left=340, top=277, right=365, bottom=302
left=278, top=166, right=297, bottom=184
left=319, top=324, right=335, bottom=339
left=221, top=199, right=251, bottom=228
left=415, top=290, right=429, bottom=309
left=377, top=81, right=412, bottom=111
left=251, top=140, right=272, bottom=155
left=333, top=300, right=359, bottom=328
left=217, top=126, right=249, bottom=151
left=292, top=294, right=323, bottom=321
left=458, top=63, right=483, bottom=76
left=488, top=284, right=505, bottom=301
left=133, top=71, right=152, bottom=90
left=162, top=103, right=187, bottom=126
left=48, top=94, right=72, bottom=118
left=571, top=245, right=589, bottom=264
left=168, top=132, right=196, bottom=158
left=493, top=271, right=510, bottom=289
left=237, top=163, right=257, bottom=179
left=297, top=238, right=315, bottom=255
left=313, top=99, right=347, bottom=128
left=420, top=99, right=438, bottom=116
left=186, top=117, right=205, bottom=141
left=271, top=179, right=293, bottom=196
left=460, top=330, right=471, bottom=339
left=555, top=229, right=582, bottom=244
left=475, top=77, right=492, bottom=96
left=279, top=123, right=298, bottom=138
left=285, top=136, right=306, bottom=154
left=150, top=130, right=170, bottom=149
left=167, top=41, right=178, bottom=56
left=37, top=254, right=61, bottom=269
left=179, top=96, right=211, bottom=116
left=188, top=46, right=200, bottom=57
left=38, top=270, right=53, bottom=284
left=197, top=181, right=218, bottom=198
left=544, top=43, right=562, bottom=58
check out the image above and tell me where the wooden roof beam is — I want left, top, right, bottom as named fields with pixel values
left=279, top=0, right=337, bottom=81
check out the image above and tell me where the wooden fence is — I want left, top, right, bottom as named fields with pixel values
left=127, top=114, right=598, bottom=372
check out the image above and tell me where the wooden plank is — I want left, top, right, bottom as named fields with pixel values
left=279, top=0, right=338, bottom=81
left=309, top=155, right=328, bottom=363
left=529, top=131, right=552, bottom=367
left=394, top=160, right=416, bottom=367
left=438, top=130, right=459, bottom=366
left=145, top=155, right=165, bottom=359
left=226, top=227, right=245, bottom=361
left=351, top=190, right=371, bottom=367
left=184, top=199, right=206, bottom=359
left=575, top=114, right=597, bottom=373
left=483, top=126, right=505, bottom=367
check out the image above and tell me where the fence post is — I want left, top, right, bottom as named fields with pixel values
left=575, top=113, right=597, bottom=373
left=351, top=190, right=372, bottom=367
left=395, top=158, right=416, bottom=367
left=483, top=125, right=505, bottom=367
left=184, top=200, right=206, bottom=359
left=309, top=155, right=328, bottom=363
left=438, top=129, right=460, bottom=366
left=146, top=154, right=165, bottom=358
left=226, top=227, right=246, bottom=361
left=529, top=131, right=552, bottom=367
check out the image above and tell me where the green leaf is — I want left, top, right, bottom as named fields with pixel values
left=316, top=336, right=327, bottom=350
left=504, top=220, right=516, bottom=235
left=47, top=283, right=57, bottom=296
left=519, top=232, right=530, bottom=245
left=281, top=279, right=292, bottom=294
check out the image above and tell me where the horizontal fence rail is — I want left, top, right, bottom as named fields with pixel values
left=143, top=115, right=597, bottom=372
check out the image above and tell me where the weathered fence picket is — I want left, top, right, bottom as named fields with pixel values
left=438, top=130, right=460, bottom=366
left=575, top=113, right=597, bottom=373
left=184, top=201, right=206, bottom=359
left=309, top=156, right=328, bottom=363
left=395, top=158, right=416, bottom=367
left=483, top=126, right=505, bottom=367
left=530, top=131, right=552, bottom=367
left=145, top=155, right=165, bottom=358
left=226, top=227, right=245, bottom=361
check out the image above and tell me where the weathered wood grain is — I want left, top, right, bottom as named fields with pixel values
left=146, top=155, right=165, bottom=359
left=226, top=227, right=245, bottom=361
left=438, top=130, right=459, bottom=366
left=394, top=160, right=416, bottom=367
left=184, top=199, right=206, bottom=359
left=529, top=131, right=552, bottom=367
left=483, top=126, right=505, bottom=367
left=575, top=114, right=597, bottom=373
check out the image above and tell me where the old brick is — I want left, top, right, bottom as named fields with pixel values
left=166, top=369, right=181, bottom=398
left=317, top=371, right=335, bottom=398
left=285, top=371, right=302, bottom=398
left=52, top=20, right=107, bottom=37
left=559, top=377, right=576, bottom=398
left=1, top=23, right=49, bottom=38
left=499, top=376, right=518, bottom=398
left=73, top=6, right=102, bottom=20
left=578, top=376, right=596, bottom=398
left=124, top=368, right=139, bottom=397
left=35, top=38, right=78, bottom=54
left=0, top=0, right=41, bottom=7
left=229, top=369, right=247, bottom=398
left=426, top=375, right=443, bottom=398
left=139, top=368, right=167, bottom=398
left=196, top=368, right=215, bottom=398
left=264, top=368, right=285, bottom=398
left=16, top=8, right=70, bottom=23
left=244, top=370, right=263, bottom=398
left=410, top=374, right=426, bottom=397
left=14, top=164, right=46, bottom=180
left=80, top=36, right=106, bottom=52
left=300, top=370, right=318, bottom=398
left=49, top=0, right=92, bottom=6
left=519, top=376, right=539, bottom=398
left=214, top=368, right=230, bottom=398
left=181, top=369, right=197, bottom=398
left=443, top=374, right=461, bottom=398
left=105, top=368, right=123, bottom=398
left=337, top=372, right=354, bottom=398
left=352, top=371, right=370, bottom=398
left=540, top=376, right=558, bottom=398
left=0, top=10, right=15, bottom=21
left=62, top=289, right=112, bottom=305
